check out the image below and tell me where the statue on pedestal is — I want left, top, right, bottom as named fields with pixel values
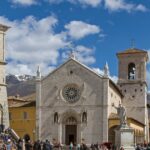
left=112, top=102, right=127, bottom=126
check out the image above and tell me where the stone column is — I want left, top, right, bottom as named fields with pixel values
left=0, top=24, right=10, bottom=129
left=36, top=66, right=41, bottom=140
left=102, top=77, right=109, bottom=142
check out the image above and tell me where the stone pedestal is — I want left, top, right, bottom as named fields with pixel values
left=115, top=124, right=135, bottom=150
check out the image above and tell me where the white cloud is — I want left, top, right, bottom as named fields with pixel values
left=65, top=21, right=100, bottom=40
left=48, top=0, right=64, bottom=4
left=48, top=0, right=102, bottom=7
left=93, top=68, right=104, bottom=75
left=92, top=67, right=118, bottom=83
left=62, top=45, right=96, bottom=65
left=11, top=0, right=147, bottom=12
left=76, top=0, right=102, bottom=7
left=0, top=16, right=70, bottom=75
left=48, top=0, right=147, bottom=12
left=75, top=45, right=96, bottom=64
left=7, top=63, right=33, bottom=75
left=110, top=75, right=118, bottom=83
left=104, top=0, right=148, bottom=12
left=135, top=4, right=148, bottom=12
left=0, top=16, right=99, bottom=75
left=11, top=0, right=37, bottom=6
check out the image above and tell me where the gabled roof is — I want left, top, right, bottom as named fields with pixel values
left=42, top=57, right=103, bottom=81
left=9, top=101, right=35, bottom=108
left=42, top=57, right=123, bottom=97
left=117, top=48, right=147, bottom=55
left=117, top=48, right=148, bottom=61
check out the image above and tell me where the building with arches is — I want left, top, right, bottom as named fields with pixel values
left=36, top=48, right=149, bottom=144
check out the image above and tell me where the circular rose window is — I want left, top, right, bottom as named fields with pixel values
left=62, top=84, right=81, bottom=103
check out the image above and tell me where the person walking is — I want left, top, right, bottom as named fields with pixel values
left=69, top=142, right=73, bottom=150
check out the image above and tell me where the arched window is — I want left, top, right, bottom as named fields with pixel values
left=54, top=112, right=58, bottom=123
left=128, top=63, right=136, bottom=80
left=82, top=112, right=87, bottom=123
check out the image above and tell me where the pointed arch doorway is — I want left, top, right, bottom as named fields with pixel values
left=65, top=116, right=77, bottom=145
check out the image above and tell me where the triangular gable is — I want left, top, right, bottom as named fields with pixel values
left=42, top=58, right=104, bottom=81
left=41, top=58, right=123, bottom=97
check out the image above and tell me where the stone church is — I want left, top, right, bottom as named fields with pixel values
left=36, top=48, right=149, bottom=145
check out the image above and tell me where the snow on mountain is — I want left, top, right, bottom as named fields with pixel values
left=6, top=74, right=35, bottom=82
left=15, top=74, right=35, bottom=81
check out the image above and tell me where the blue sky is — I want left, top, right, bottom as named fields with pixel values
left=0, top=0, right=150, bottom=84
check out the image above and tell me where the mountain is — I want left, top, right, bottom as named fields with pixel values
left=6, top=74, right=36, bottom=97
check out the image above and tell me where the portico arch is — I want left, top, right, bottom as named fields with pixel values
left=60, top=109, right=81, bottom=145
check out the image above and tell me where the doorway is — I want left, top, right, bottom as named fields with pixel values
left=65, top=125, right=77, bottom=145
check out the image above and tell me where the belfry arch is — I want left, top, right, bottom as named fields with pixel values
left=128, top=63, right=136, bottom=80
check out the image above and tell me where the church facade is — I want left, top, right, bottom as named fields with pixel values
left=36, top=48, right=149, bottom=144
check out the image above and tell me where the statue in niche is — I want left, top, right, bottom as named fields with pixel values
left=112, top=102, right=127, bottom=126
left=82, top=112, right=87, bottom=123
left=54, top=112, right=58, bottom=123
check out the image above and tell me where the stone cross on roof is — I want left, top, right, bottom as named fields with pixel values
left=69, top=51, right=76, bottom=59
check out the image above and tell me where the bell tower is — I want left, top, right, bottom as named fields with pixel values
left=117, top=48, right=149, bottom=141
left=0, top=24, right=10, bottom=129
left=117, top=48, right=148, bottom=82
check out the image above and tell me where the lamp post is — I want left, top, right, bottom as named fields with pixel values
left=0, top=104, right=3, bottom=133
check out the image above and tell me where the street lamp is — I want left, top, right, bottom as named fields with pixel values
left=0, top=104, right=4, bottom=133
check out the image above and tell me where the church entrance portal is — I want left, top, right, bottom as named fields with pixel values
left=65, top=116, right=77, bottom=145
left=65, top=125, right=77, bottom=145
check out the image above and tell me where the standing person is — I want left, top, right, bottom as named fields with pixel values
left=43, top=140, right=52, bottom=150
left=25, top=140, right=32, bottom=150
left=120, top=146, right=124, bottom=150
left=69, top=142, right=73, bottom=150
left=33, top=140, right=41, bottom=150
left=16, top=139, right=23, bottom=150
left=77, top=143, right=80, bottom=150
left=90, top=144, right=95, bottom=150
left=6, top=139, right=13, bottom=150
left=81, top=143, right=88, bottom=150
left=0, top=139, right=6, bottom=150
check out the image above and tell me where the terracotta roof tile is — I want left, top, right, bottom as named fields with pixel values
left=117, top=48, right=147, bottom=55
